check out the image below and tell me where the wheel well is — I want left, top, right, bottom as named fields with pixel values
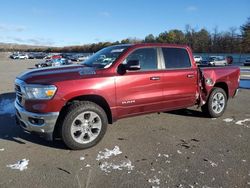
left=214, top=82, right=229, bottom=98
left=53, top=95, right=113, bottom=139
left=69, top=95, right=112, bottom=123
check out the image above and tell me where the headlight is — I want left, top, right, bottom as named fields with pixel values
left=24, top=85, right=57, bottom=100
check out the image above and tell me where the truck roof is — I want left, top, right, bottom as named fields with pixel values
left=117, top=43, right=190, bottom=49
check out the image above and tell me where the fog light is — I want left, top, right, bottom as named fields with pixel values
left=28, top=117, right=44, bottom=125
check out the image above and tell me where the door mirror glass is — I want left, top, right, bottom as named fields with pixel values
left=126, top=60, right=141, bottom=70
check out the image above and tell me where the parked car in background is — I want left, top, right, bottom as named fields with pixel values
left=10, top=53, right=28, bottom=59
left=226, top=56, right=233, bottom=65
left=35, top=58, right=72, bottom=68
left=61, top=53, right=73, bottom=59
left=45, top=54, right=62, bottom=60
left=28, top=52, right=47, bottom=59
left=70, top=54, right=89, bottom=62
left=208, top=56, right=227, bottom=66
left=9, top=53, right=20, bottom=59
left=18, top=54, right=29, bottom=59
left=244, top=57, right=250, bottom=66
left=194, top=55, right=203, bottom=63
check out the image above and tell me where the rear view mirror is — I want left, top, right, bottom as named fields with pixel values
left=126, top=60, right=140, bottom=70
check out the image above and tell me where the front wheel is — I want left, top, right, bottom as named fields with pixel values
left=201, top=87, right=227, bottom=118
left=61, top=101, right=108, bottom=150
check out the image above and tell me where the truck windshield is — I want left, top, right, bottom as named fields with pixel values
left=81, top=45, right=130, bottom=69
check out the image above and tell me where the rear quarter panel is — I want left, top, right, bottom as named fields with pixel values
left=201, top=66, right=240, bottom=99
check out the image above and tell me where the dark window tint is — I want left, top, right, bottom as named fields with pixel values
left=162, top=48, right=191, bottom=68
left=125, top=48, right=158, bottom=70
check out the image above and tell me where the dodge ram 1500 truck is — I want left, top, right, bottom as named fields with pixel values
left=15, top=44, right=240, bottom=149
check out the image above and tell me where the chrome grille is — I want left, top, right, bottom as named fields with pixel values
left=15, top=79, right=25, bottom=107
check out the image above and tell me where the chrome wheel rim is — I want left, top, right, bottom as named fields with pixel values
left=70, top=111, right=102, bottom=144
left=211, top=92, right=225, bottom=114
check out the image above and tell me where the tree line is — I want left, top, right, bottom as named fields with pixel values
left=2, top=17, right=250, bottom=53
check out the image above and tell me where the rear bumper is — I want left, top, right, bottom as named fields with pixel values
left=15, top=101, right=59, bottom=140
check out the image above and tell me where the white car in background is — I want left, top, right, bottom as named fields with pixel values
left=18, top=54, right=29, bottom=59
left=208, top=56, right=227, bottom=66
left=194, top=55, right=203, bottom=63
left=10, top=53, right=28, bottom=59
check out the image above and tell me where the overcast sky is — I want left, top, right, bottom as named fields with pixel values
left=0, top=0, right=249, bottom=46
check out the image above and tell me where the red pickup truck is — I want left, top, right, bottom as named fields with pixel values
left=15, top=44, right=240, bottom=149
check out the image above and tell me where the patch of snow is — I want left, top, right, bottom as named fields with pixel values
left=0, top=99, right=15, bottom=115
left=163, top=154, right=169, bottom=158
left=85, top=164, right=91, bottom=167
left=96, top=146, right=122, bottom=161
left=80, top=157, right=85, bottom=161
left=165, top=160, right=171, bottom=164
left=200, top=171, right=205, bottom=174
left=235, top=119, right=250, bottom=126
left=148, top=175, right=160, bottom=185
left=242, top=159, right=246, bottom=162
left=177, top=184, right=184, bottom=188
left=6, top=159, right=29, bottom=171
left=212, top=118, right=217, bottom=120
left=223, top=118, right=234, bottom=123
left=99, top=159, right=134, bottom=173
left=158, top=153, right=161, bottom=157
left=177, top=150, right=182, bottom=154
left=208, top=160, right=218, bottom=167
left=0, top=148, right=4, bottom=151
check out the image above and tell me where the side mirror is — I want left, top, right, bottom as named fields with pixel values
left=126, top=60, right=141, bottom=70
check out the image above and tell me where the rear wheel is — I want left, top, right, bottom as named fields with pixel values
left=201, top=87, right=227, bottom=118
left=61, top=101, right=107, bottom=150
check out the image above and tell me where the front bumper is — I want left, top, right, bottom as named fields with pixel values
left=15, top=101, right=59, bottom=140
left=233, top=88, right=239, bottom=98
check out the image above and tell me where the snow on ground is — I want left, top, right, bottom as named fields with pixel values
left=6, top=159, right=29, bottom=171
left=96, top=146, right=122, bottom=161
left=148, top=175, right=160, bottom=186
left=0, top=148, right=4, bottom=151
left=223, top=118, right=234, bottom=123
left=99, top=160, right=134, bottom=173
left=80, top=157, right=85, bottom=161
left=208, top=160, right=218, bottom=167
left=221, top=117, right=250, bottom=128
left=0, top=99, right=15, bottom=116
left=235, top=119, right=250, bottom=126
left=96, top=146, right=135, bottom=173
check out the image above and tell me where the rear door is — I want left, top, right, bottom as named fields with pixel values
left=115, top=47, right=164, bottom=118
left=160, top=47, right=198, bottom=110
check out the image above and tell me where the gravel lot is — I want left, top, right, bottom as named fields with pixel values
left=0, top=52, right=249, bottom=188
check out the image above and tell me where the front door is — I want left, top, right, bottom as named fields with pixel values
left=115, top=47, right=164, bottom=118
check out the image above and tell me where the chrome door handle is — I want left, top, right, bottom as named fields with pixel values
left=150, top=76, right=160, bottom=80
left=187, top=74, right=195, bottom=78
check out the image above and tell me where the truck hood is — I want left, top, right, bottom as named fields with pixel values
left=17, top=65, right=99, bottom=84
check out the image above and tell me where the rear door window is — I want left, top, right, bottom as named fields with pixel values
left=162, top=48, right=191, bottom=69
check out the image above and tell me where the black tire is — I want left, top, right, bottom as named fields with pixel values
left=201, top=87, right=227, bottom=118
left=61, top=101, right=108, bottom=150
